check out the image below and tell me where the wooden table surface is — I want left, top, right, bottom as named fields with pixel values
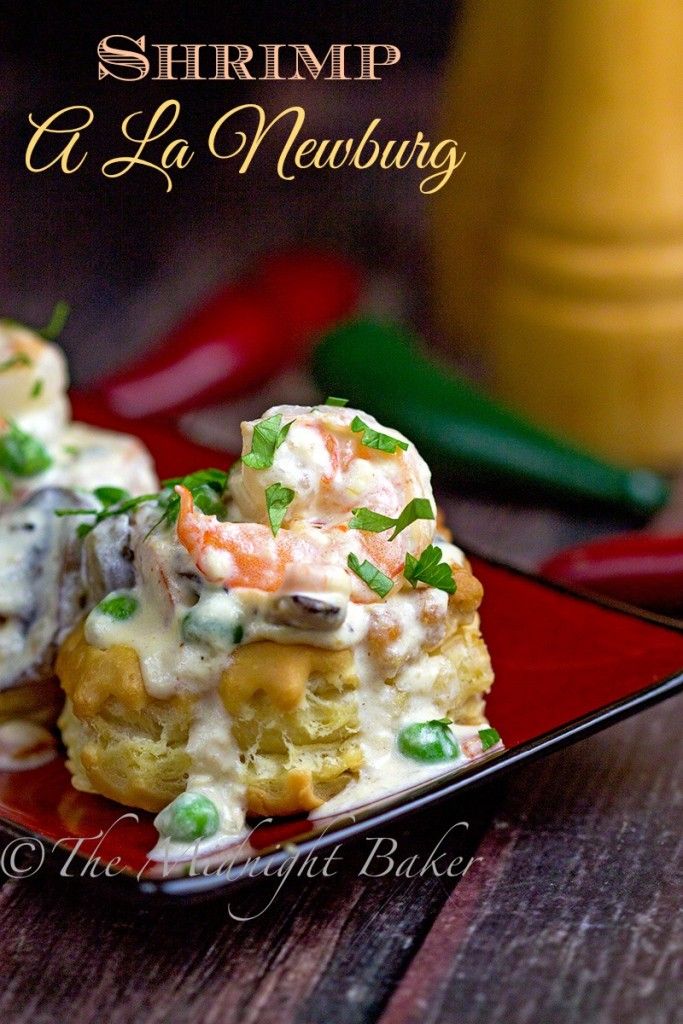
left=0, top=471, right=680, bottom=1024
left=1, top=58, right=682, bottom=1024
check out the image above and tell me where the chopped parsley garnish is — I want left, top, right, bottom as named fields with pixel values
left=156, top=469, right=228, bottom=527
left=0, top=354, right=32, bottom=373
left=30, top=378, right=43, bottom=399
left=58, top=492, right=157, bottom=539
left=1, top=301, right=70, bottom=342
left=325, top=396, right=349, bottom=406
left=0, top=421, right=53, bottom=477
left=242, top=414, right=294, bottom=469
left=265, top=482, right=295, bottom=536
left=93, top=485, right=131, bottom=507
left=403, top=545, right=456, bottom=594
left=55, top=468, right=229, bottom=539
left=350, top=416, right=408, bottom=454
left=347, top=552, right=394, bottom=599
left=96, top=593, right=138, bottom=621
left=479, top=727, right=501, bottom=751
left=349, top=497, right=434, bottom=541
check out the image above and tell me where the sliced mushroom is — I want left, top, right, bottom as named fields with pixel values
left=131, top=522, right=202, bottom=623
left=267, top=593, right=347, bottom=631
left=83, top=514, right=135, bottom=604
left=0, top=487, right=94, bottom=690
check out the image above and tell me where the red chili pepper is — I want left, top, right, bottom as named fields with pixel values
left=94, top=249, right=362, bottom=419
left=541, top=533, right=683, bottom=613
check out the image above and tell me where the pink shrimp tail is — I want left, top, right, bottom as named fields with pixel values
left=175, top=485, right=201, bottom=552
left=175, top=484, right=286, bottom=590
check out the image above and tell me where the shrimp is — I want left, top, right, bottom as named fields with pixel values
left=177, top=486, right=395, bottom=601
left=0, top=321, right=70, bottom=441
left=177, top=404, right=438, bottom=602
left=229, top=405, right=433, bottom=524
left=176, top=486, right=323, bottom=592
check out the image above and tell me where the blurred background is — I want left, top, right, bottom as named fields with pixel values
left=1, top=0, right=456, bottom=382
left=3, top=0, right=683, bottom=608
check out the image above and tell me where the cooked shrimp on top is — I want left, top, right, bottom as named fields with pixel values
left=176, top=404, right=437, bottom=602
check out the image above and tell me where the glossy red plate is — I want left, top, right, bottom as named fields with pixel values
left=1, top=415, right=682, bottom=900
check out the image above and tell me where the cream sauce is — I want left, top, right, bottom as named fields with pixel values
left=0, top=720, right=57, bottom=772
left=0, top=323, right=157, bottom=769
left=78, top=403, right=495, bottom=860
left=0, top=321, right=156, bottom=506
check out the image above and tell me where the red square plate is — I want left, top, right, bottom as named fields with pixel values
left=1, top=412, right=682, bottom=900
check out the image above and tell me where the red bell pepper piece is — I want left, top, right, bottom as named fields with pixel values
left=541, top=533, right=683, bottom=612
left=95, top=249, right=362, bottom=419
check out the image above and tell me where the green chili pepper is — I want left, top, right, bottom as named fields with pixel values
left=311, top=319, right=669, bottom=519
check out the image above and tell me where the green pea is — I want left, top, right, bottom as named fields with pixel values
left=182, top=605, right=242, bottom=649
left=397, top=719, right=460, bottom=763
left=157, top=792, right=220, bottom=842
left=97, top=593, right=139, bottom=621
left=182, top=610, right=225, bottom=643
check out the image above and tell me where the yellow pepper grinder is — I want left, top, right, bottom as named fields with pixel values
left=432, top=0, right=683, bottom=469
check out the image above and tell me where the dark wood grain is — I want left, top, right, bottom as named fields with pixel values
left=0, top=788, right=498, bottom=1024
left=1, top=41, right=682, bottom=1024
left=381, top=696, right=683, bottom=1024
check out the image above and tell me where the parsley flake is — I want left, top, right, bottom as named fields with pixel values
left=349, top=497, right=434, bottom=540
left=30, top=378, right=44, bottom=398
left=479, top=727, right=501, bottom=751
left=0, top=354, right=32, bottom=373
left=350, top=416, right=408, bottom=454
left=1, top=301, right=70, bottom=343
left=56, top=492, right=157, bottom=537
left=325, top=396, right=349, bottom=406
left=158, top=469, right=228, bottom=527
left=347, top=552, right=394, bottom=599
left=265, top=482, right=295, bottom=536
left=0, top=421, right=53, bottom=477
left=55, top=468, right=229, bottom=539
left=403, top=545, right=456, bottom=594
left=242, top=414, right=294, bottom=469
left=93, top=486, right=131, bottom=507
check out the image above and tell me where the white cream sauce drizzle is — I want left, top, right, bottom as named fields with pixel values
left=0, top=323, right=157, bottom=769
left=0, top=322, right=156, bottom=506
left=86, top=528, right=482, bottom=861
left=80, top=403, right=492, bottom=861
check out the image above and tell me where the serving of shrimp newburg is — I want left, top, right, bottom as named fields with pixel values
left=54, top=399, right=497, bottom=861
